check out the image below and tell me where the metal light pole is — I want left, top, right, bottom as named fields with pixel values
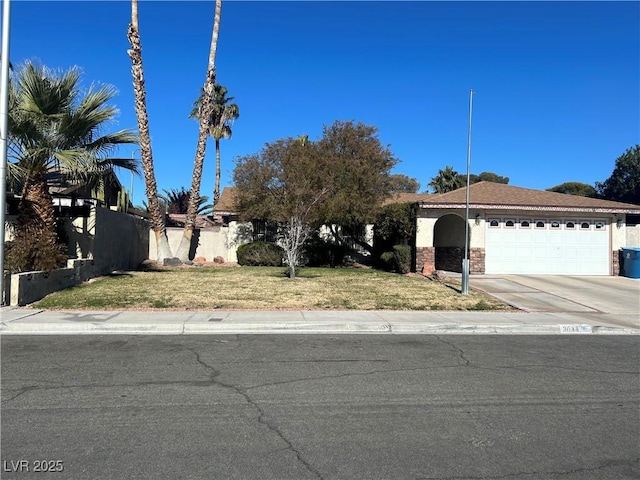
left=461, top=89, right=474, bottom=295
left=0, top=0, right=11, bottom=305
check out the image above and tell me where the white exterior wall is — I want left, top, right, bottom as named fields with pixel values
left=149, top=221, right=245, bottom=263
left=416, top=216, right=436, bottom=248
left=625, top=223, right=640, bottom=247
left=416, top=210, right=482, bottom=248
left=611, top=219, right=627, bottom=251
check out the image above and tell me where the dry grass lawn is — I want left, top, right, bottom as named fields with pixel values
left=34, top=265, right=513, bottom=311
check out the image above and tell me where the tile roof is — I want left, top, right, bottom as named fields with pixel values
left=213, top=187, right=239, bottom=214
left=167, top=214, right=220, bottom=228
left=215, top=182, right=640, bottom=215
left=381, top=192, right=433, bottom=206
left=419, top=182, right=640, bottom=212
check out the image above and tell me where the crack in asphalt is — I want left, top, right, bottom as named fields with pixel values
left=482, top=364, right=639, bottom=375
left=0, top=360, right=457, bottom=404
left=185, top=347, right=324, bottom=480
left=245, top=364, right=464, bottom=390
left=1, top=385, right=41, bottom=403
left=436, top=336, right=471, bottom=367
left=0, top=379, right=226, bottom=404
left=415, top=456, right=640, bottom=479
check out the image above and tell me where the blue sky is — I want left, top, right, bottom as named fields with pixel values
left=9, top=1, right=640, bottom=205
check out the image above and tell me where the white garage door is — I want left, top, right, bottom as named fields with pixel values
left=485, top=218, right=610, bottom=275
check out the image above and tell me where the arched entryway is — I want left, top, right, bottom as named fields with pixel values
left=433, top=214, right=468, bottom=272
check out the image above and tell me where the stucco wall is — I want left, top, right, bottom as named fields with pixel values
left=5, top=207, right=150, bottom=305
left=416, top=210, right=483, bottom=249
left=150, top=221, right=244, bottom=263
left=65, top=207, right=149, bottom=272
left=625, top=223, right=640, bottom=247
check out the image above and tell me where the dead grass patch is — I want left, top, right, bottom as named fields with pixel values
left=35, top=266, right=513, bottom=311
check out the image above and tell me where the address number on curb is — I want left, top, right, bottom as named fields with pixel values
left=560, top=324, right=592, bottom=334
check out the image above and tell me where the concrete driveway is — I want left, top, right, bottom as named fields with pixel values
left=470, top=275, right=640, bottom=315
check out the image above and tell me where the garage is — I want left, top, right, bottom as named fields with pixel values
left=485, top=217, right=610, bottom=275
left=414, top=182, right=640, bottom=276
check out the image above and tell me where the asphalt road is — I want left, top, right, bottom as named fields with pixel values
left=2, top=335, right=639, bottom=480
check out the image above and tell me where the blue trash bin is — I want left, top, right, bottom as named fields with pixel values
left=621, top=247, right=640, bottom=278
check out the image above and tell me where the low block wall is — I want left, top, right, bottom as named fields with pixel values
left=3, top=207, right=150, bottom=306
left=8, top=259, right=99, bottom=306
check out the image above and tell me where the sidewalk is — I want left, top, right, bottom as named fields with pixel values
left=1, top=306, right=638, bottom=335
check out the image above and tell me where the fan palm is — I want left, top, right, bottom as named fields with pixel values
left=189, top=83, right=239, bottom=206
left=6, top=61, right=138, bottom=272
left=428, top=166, right=464, bottom=194
left=160, top=187, right=212, bottom=216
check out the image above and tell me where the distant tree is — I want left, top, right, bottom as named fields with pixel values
left=315, top=121, right=399, bottom=252
left=189, top=83, right=239, bottom=207
left=596, top=145, right=640, bottom=204
left=389, top=174, right=420, bottom=193
left=233, top=137, right=329, bottom=278
left=467, top=171, right=509, bottom=185
left=428, top=166, right=464, bottom=193
left=547, top=182, right=597, bottom=197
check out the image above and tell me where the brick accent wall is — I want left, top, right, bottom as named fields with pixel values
left=415, top=247, right=435, bottom=274
left=416, top=247, right=486, bottom=274
left=613, top=250, right=621, bottom=276
left=470, top=248, right=485, bottom=274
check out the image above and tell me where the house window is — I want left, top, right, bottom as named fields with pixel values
left=565, top=221, right=576, bottom=229
left=252, top=220, right=278, bottom=243
left=550, top=221, right=561, bottom=229
left=627, top=214, right=640, bottom=227
left=594, top=221, right=606, bottom=230
left=519, top=220, right=531, bottom=228
left=505, top=219, right=516, bottom=228
left=535, top=220, right=546, bottom=229
left=489, top=219, right=500, bottom=228
left=580, top=221, right=591, bottom=230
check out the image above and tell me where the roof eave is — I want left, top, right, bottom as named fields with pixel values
left=417, top=202, right=640, bottom=214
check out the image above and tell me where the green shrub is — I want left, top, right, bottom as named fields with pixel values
left=379, top=244, right=412, bottom=274
left=236, top=242, right=284, bottom=266
left=303, top=234, right=349, bottom=267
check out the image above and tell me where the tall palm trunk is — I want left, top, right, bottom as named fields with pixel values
left=176, top=0, right=222, bottom=262
left=214, top=138, right=221, bottom=206
left=127, top=0, right=173, bottom=262
left=8, top=172, right=66, bottom=272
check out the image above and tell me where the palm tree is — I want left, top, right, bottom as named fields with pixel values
left=160, top=187, right=212, bottom=216
left=189, top=83, right=239, bottom=207
left=127, top=0, right=174, bottom=262
left=6, top=61, right=138, bottom=272
left=175, top=0, right=222, bottom=262
left=428, top=166, right=464, bottom=193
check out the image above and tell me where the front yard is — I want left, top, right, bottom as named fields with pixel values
left=34, top=266, right=513, bottom=311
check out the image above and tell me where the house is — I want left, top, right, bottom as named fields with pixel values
left=415, top=182, right=640, bottom=276
left=215, top=183, right=640, bottom=276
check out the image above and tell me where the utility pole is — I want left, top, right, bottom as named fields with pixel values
left=0, top=0, right=11, bottom=305
left=461, top=89, right=474, bottom=295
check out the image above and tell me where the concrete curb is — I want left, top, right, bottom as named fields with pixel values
left=1, top=306, right=638, bottom=336
left=1, top=320, right=637, bottom=336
